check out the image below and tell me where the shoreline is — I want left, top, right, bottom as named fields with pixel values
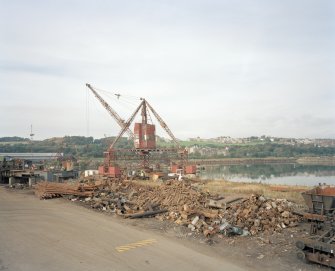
left=187, top=156, right=335, bottom=166
left=197, top=179, right=310, bottom=204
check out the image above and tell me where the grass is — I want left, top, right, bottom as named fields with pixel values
left=198, top=179, right=309, bottom=204
left=123, top=178, right=308, bottom=205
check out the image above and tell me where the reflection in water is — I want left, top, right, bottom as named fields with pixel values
left=199, top=164, right=335, bottom=186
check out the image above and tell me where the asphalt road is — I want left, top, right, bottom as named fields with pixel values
left=0, top=187, right=247, bottom=271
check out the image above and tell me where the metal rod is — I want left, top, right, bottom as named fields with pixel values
left=145, top=100, right=180, bottom=147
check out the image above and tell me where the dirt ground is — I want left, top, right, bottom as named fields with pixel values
left=2, top=186, right=330, bottom=271
left=111, top=206, right=327, bottom=271
left=0, top=187, right=244, bottom=271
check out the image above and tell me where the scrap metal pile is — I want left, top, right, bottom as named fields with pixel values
left=35, top=179, right=300, bottom=237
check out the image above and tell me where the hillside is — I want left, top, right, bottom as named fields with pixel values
left=0, top=136, right=334, bottom=159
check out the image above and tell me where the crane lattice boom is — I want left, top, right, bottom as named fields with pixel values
left=86, top=83, right=134, bottom=139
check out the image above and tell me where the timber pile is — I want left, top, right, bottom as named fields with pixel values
left=223, top=194, right=300, bottom=235
left=35, top=182, right=96, bottom=199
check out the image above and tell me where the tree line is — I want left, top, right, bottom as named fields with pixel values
left=0, top=136, right=334, bottom=159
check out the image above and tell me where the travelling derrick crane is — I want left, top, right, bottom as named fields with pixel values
left=86, top=83, right=190, bottom=177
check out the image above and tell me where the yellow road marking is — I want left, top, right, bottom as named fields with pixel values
left=116, top=239, right=157, bottom=253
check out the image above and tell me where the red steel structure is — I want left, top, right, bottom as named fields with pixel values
left=86, top=84, right=189, bottom=176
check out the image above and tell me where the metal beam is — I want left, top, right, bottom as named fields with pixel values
left=109, top=100, right=145, bottom=150
left=86, top=83, right=134, bottom=139
left=145, top=101, right=180, bottom=147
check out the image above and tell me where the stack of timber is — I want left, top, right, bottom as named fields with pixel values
left=35, top=181, right=96, bottom=199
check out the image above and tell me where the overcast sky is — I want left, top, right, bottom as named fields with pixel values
left=1, top=0, right=334, bottom=140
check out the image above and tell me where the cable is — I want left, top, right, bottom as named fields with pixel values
left=90, top=87, right=140, bottom=118
left=147, top=107, right=153, bottom=125
left=92, top=85, right=141, bottom=101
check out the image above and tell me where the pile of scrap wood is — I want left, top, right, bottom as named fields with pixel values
left=125, top=180, right=208, bottom=211
left=82, top=180, right=211, bottom=216
left=77, top=180, right=239, bottom=236
left=71, top=180, right=301, bottom=236
left=35, top=182, right=96, bottom=199
left=36, top=179, right=301, bottom=237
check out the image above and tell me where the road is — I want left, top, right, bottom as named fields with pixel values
left=0, top=187, right=247, bottom=271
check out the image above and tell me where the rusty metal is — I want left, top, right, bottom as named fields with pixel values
left=109, top=100, right=144, bottom=150
left=87, top=86, right=186, bottom=174
left=302, top=186, right=335, bottom=216
left=145, top=100, right=179, bottom=148
left=185, top=165, right=196, bottom=174
left=296, top=226, right=335, bottom=268
left=302, top=212, right=327, bottom=234
left=134, top=123, right=156, bottom=149
left=303, top=251, right=335, bottom=268
left=108, top=98, right=187, bottom=171
left=86, top=83, right=134, bottom=139
left=303, top=213, right=326, bottom=222
left=295, top=185, right=335, bottom=267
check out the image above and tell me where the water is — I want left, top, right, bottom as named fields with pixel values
left=199, top=163, right=335, bottom=186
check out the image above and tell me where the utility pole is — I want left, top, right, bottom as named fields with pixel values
left=29, top=124, right=35, bottom=153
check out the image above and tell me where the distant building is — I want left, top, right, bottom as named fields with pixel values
left=0, top=153, right=63, bottom=161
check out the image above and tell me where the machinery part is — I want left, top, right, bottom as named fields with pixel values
left=296, top=251, right=306, bottom=261
left=109, top=100, right=144, bottom=150
left=304, top=251, right=334, bottom=268
left=145, top=100, right=180, bottom=147
left=303, top=212, right=326, bottom=222
left=86, top=83, right=134, bottom=139
left=296, top=240, right=305, bottom=250
left=301, top=186, right=335, bottom=216
left=296, top=227, right=335, bottom=268
left=107, top=98, right=187, bottom=170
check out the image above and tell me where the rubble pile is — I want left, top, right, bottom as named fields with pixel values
left=35, top=179, right=300, bottom=237
left=126, top=180, right=208, bottom=211
left=81, top=180, right=222, bottom=235
left=224, top=194, right=300, bottom=235
left=35, top=182, right=96, bottom=199
left=82, top=180, right=211, bottom=215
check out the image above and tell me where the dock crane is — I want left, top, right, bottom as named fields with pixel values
left=86, top=83, right=190, bottom=178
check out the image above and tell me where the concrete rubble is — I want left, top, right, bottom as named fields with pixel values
left=35, top=179, right=300, bottom=237
left=223, top=194, right=300, bottom=235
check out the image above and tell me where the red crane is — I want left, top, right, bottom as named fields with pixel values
left=86, top=83, right=189, bottom=178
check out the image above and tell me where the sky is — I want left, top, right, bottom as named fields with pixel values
left=1, top=0, right=334, bottom=140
